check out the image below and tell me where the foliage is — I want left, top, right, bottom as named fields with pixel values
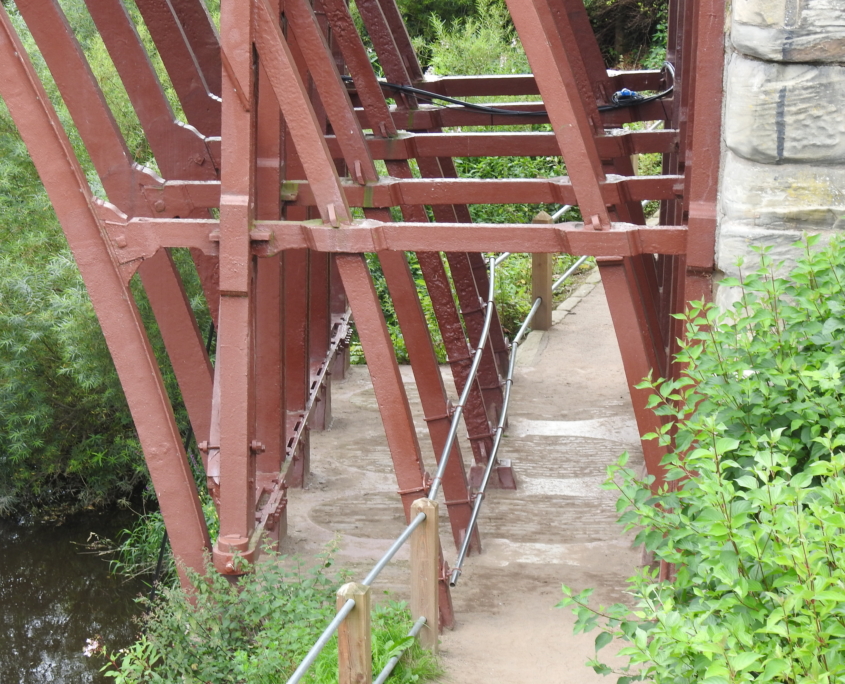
left=100, top=547, right=441, bottom=684
left=425, top=0, right=528, bottom=77
left=584, top=0, right=669, bottom=68
left=0, top=3, right=209, bottom=513
left=0, top=247, right=143, bottom=513
left=395, top=0, right=476, bottom=45
left=559, top=235, right=845, bottom=683
left=349, top=252, right=448, bottom=365
left=493, top=253, right=589, bottom=338
left=106, top=487, right=218, bottom=583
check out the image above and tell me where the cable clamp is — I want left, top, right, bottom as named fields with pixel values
left=398, top=472, right=431, bottom=497
left=467, top=432, right=495, bottom=443
left=444, top=497, right=472, bottom=507
left=611, top=88, right=644, bottom=105
left=424, top=400, right=454, bottom=422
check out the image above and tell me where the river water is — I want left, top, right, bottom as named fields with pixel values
left=0, top=510, right=148, bottom=682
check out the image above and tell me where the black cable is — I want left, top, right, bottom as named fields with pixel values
left=342, top=62, right=674, bottom=117
left=146, top=319, right=216, bottom=608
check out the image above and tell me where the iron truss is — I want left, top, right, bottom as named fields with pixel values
left=0, top=0, right=724, bottom=627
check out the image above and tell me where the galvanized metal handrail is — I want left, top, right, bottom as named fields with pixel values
left=285, top=510, right=426, bottom=684
left=372, top=616, right=428, bottom=684
left=551, top=204, right=572, bottom=221
left=286, top=597, right=357, bottom=684
left=287, top=257, right=499, bottom=684
left=427, top=255, right=497, bottom=502
left=449, top=253, right=589, bottom=586
left=363, top=511, right=426, bottom=587
left=552, top=255, right=590, bottom=292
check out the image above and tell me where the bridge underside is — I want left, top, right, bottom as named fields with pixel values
left=0, top=0, right=724, bottom=625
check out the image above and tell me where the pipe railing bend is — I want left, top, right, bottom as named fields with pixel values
left=450, top=250, right=589, bottom=586
left=288, top=246, right=587, bottom=679
left=427, top=256, right=497, bottom=502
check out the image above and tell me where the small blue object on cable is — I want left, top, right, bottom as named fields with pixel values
left=611, top=88, right=645, bottom=105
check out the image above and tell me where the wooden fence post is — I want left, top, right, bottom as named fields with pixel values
left=337, top=582, right=371, bottom=684
left=531, top=211, right=554, bottom=330
left=410, top=498, right=439, bottom=651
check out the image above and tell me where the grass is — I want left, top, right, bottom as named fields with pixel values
left=99, top=545, right=442, bottom=684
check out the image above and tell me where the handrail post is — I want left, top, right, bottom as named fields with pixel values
left=337, top=583, right=371, bottom=684
left=531, top=211, right=554, bottom=330
left=410, top=498, right=439, bottom=651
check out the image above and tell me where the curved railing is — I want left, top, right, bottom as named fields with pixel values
left=287, top=257, right=499, bottom=684
left=287, top=239, right=590, bottom=680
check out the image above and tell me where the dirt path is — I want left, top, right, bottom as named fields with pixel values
left=282, top=270, right=643, bottom=683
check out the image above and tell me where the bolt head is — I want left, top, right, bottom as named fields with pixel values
left=153, top=200, right=166, bottom=212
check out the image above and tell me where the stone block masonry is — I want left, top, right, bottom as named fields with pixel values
left=717, top=0, right=845, bottom=305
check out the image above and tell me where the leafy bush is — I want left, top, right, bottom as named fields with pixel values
left=101, top=547, right=441, bottom=684
left=0, top=4, right=208, bottom=513
left=584, top=0, right=668, bottom=68
left=105, top=487, right=218, bottom=583
left=395, top=0, right=477, bottom=49
left=493, top=252, right=590, bottom=338
left=559, top=236, right=845, bottom=683
left=424, top=0, right=528, bottom=77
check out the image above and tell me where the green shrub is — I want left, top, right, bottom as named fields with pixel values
left=105, top=489, right=218, bottom=583
left=0, top=4, right=209, bottom=513
left=395, top=0, right=477, bottom=48
left=425, top=0, right=528, bottom=77
left=493, top=252, right=589, bottom=338
left=559, top=235, right=845, bottom=683
left=584, top=0, right=668, bottom=68
left=101, top=547, right=441, bottom=684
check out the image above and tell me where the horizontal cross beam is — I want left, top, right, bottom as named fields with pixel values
left=323, top=129, right=678, bottom=161
left=101, top=214, right=686, bottom=273
left=133, top=174, right=683, bottom=217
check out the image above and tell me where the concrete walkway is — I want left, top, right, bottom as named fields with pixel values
left=283, top=269, right=643, bottom=683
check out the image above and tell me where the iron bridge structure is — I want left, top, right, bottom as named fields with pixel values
left=0, top=0, right=725, bottom=628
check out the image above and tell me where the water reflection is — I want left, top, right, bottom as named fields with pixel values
left=0, top=510, right=147, bottom=682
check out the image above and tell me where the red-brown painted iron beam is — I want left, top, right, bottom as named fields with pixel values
left=168, top=0, right=223, bottom=96
left=683, top=0, right=726, bottom=302
left=290, top=175, right=682, bottom=208
left=213, top=0, right=258, bottom=574
left=137, top=174, right=682, bottom=212
left=324, top=130, right=678, bottom=161
left=254, top=0, right=350, bottom=223
left=134, top=0, right=221, bottom=136
left=102, top=216, right=687, bottom=262
left=84, top=0, right=218, bottom=178
left=354, top=99, right=674, bottom=130
left=506, top=0, right=610, bottom=227
left=412, top=70, right=664, bottom=98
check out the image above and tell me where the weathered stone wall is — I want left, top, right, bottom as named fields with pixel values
left=717, top=0, right=845, bottom=306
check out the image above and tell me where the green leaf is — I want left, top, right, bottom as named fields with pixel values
left=716, top=438, right=740, bottom=453
left=595, top=631, right=613, bottom=651
left=760, top=658, right=788, bottom=681
left=730, top=652, right=761, bottom=671
left=790, top=470, right=813, bottom=489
